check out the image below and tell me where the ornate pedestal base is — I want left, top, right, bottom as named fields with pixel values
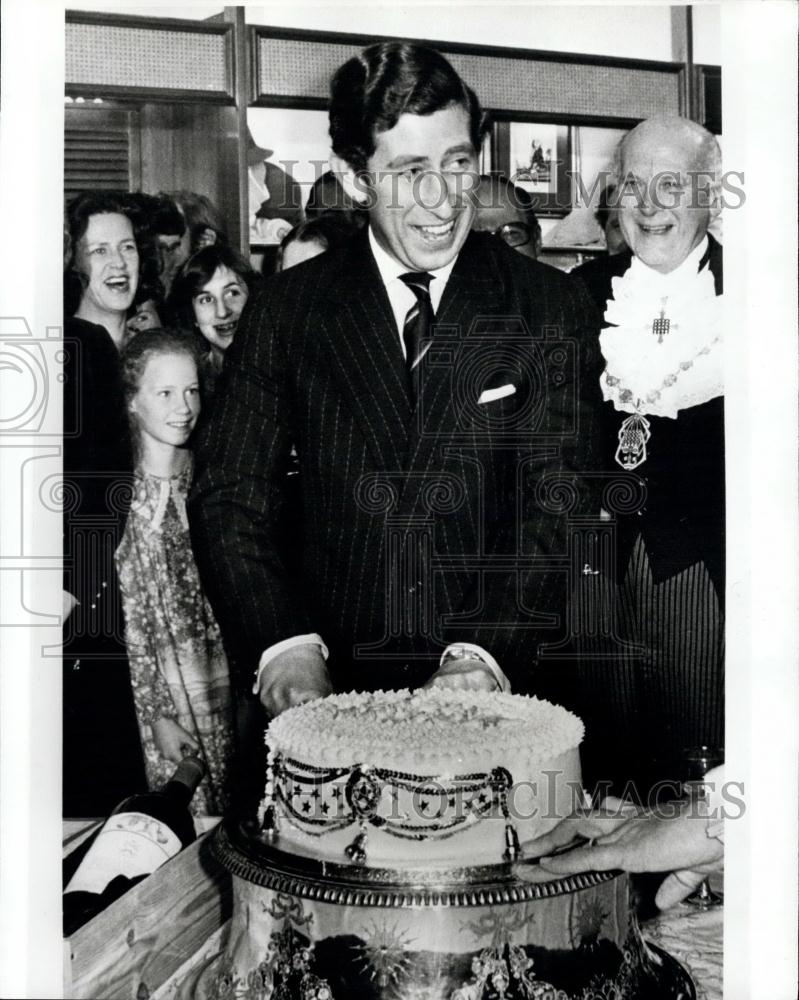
left=179, top=821, right=695, bottom=1000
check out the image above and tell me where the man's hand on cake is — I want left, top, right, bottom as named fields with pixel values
left=425, top=655, right=499, bottom=692
left=520, top=797, right=723, bottom=908
left=257, top=644, right=333, bottom=716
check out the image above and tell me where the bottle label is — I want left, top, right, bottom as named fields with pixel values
left=64, top=811, right=181, bottom=895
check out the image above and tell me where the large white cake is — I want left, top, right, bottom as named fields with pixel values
left=259, top=687, right=585, bottom=867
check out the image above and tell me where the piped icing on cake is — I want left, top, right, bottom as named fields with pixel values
left=260, top=688, right=585, bottom=867
left=265, top=687, right=584, bottom=773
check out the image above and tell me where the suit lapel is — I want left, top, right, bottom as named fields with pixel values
left=407, top=235, right=505, bottom=458
left=400, top=234, right=508, bottom=504
left=316, top=232, right=519, bottom=479
left=318, top=232, right=412, bottom=469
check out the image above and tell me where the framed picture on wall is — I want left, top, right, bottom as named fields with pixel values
left=492, top=118, right=570, bottom=215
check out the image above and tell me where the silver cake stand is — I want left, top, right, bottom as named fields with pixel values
left=210, top=818, right=620, bottom=907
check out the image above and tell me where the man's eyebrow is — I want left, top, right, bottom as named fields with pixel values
left=384, top=144, right=475, bottom=170
left=442, top=143, right=475, bottom=158
left=384, top=154, right=430, bottom=170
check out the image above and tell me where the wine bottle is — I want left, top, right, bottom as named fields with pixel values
left=63, top=755, right=205, bottom=936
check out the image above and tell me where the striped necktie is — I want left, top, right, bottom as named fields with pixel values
left=399, top=271, right=434, bottom=402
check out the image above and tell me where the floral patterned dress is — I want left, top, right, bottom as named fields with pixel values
left=115, top=462, right=233, bottom=815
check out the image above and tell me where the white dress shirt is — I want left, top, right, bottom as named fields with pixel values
left=367, top=226, right=456, bottom=355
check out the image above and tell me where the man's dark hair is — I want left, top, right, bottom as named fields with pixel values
left=276, top=213, right=361, bottom=271
left=305, top=170, right=369, bottom=229
left=501, top=176, right=541, bottom=242
left=329, top=42, right=490, bottom=173
left=149, top=194, right=186, bottom=238
left=476, top=174, right=542, bottom=248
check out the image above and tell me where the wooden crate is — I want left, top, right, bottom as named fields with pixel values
left=64, top=828, right=231, bottom=1000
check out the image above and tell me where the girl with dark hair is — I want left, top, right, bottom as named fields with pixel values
left=168, top=244, right=257, bottom=393
left=115, top=329, right=234, bottom=814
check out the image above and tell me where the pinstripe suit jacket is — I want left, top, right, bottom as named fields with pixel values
left=189, top=230, right=601, bottom=696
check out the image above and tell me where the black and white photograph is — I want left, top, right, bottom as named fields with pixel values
left=508, top=122, right=560, bottom=189
left=492, top=117, right=570, bottom=217
left=0, top=2, right=796, bottom=999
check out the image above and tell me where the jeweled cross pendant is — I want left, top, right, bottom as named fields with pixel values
left=652, top=297, right=673, bottom=343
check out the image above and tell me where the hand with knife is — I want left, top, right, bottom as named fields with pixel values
left=518, top=792, right=724, bottom=911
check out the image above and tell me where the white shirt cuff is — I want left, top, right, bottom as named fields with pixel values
left=252, top=633, right=329, bottom=695
left=439, top=643, right=511, bottom=692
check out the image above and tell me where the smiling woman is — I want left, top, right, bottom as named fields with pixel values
left=66, top=193, right=145, bottom=348
left=76, top=213, right=139, bottom=320
left=167, top=243, right=258, bottom=397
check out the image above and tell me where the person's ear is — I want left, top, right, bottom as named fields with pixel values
left=197, top=227, right=217, bottom=249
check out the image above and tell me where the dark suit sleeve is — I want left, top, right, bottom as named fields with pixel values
left=451, top=275, right=604, bottom=693
left=188, top=289, right=311, bottom=691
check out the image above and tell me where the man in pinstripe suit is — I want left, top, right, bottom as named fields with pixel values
left=190, top=42, right=600, bottom=723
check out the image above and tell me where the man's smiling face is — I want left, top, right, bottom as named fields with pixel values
left=363, top=103, right=479, bottom=272
left=618, top=123, right=715, bottom=274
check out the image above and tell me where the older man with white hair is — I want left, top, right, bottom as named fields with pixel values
left=547, top=116, right=725, bottom=800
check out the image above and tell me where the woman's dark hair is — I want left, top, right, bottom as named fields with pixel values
left=329, top=42, right=490, bottom=173
left=276, top=214, right=359, bottom=271
left=167, top=244, right=256, bottom=331
left=64, top=191, right=161, bottom=317
left=170, top=190, right=229, bottom=252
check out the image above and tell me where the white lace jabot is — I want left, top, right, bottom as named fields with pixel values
left=599, top=239, right=723, bottom=420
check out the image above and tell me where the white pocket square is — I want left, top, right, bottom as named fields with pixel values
left=478, top=384, right=516, bottom=404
